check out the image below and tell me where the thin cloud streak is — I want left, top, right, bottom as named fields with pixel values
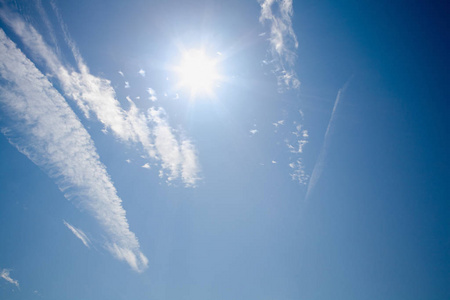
left=306, top=77, right=353, bottom=200
left=63, top=220, right=91, bottom=248
left=0, top=29, right=147, bottom=272
left=0, top=269, right=19, bottom=288
left=259, top=0, right=300, bottom=90
left=35, top=0, right=60, bottom=56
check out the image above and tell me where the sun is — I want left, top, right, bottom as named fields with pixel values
left=175, top=49, right=221, bottom=98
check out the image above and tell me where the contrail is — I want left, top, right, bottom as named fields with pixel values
left=305, top=76, right=353, bottom=201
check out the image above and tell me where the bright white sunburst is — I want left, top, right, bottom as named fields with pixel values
left=175, top=49, right=221, bottom=98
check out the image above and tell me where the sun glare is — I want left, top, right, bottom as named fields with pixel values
left=176, top=49, right=220, bottom=98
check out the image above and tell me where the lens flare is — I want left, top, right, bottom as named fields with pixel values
left=175, top=49, right=221, bottom=98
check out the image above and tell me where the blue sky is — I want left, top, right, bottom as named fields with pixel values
left=0, top=0, right=448, bottom=299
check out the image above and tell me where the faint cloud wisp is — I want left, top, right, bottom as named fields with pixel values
left=63, top=220, right=91, bottom=248
left=0, top=268, right=19, bottom=288
left=258, top=0, right=300, bottom=90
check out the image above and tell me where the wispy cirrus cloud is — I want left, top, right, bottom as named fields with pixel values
left=258, top=0, right=300, bottom=90
left=0, top=5, right=200, bottom=187
left=0, top=268, right=19, bottom=288
left=258, top=1, right=309, bottom=186
left=148, top=107, right=201, bottom=186
left=35, top=0, right=60, bottom=56
left=0, top=29, right=147, bottom=272
left=63, top=220, right=91, bottom=248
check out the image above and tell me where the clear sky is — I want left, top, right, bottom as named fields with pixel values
left=0, top=0, right=448, bottom=299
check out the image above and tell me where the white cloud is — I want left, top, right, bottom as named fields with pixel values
left=107, top=244, right=149, bottom=274
left=292, top=125, right=300, bottom=136
left=289, top=159, right=309, bottom=184
left=277, top=121, right=310, bottom=185
left=0, top=269, right=19, bottom=288
left=0, top=8, right=63, bottom=76
left=289, top=125, right=309, bottom=153
left=59, top=68, right=135, bottom=140
left=272, top=160, right=277, bottom=164
left=0, top=29, right=147, bottom=272
left=258, top=0, right=300, bottom=90
left=118, top=71, right=124, bottom=77
left=272, top=120, right=285, bottom=127
left=258, top=1, right=307, bottom=184
left=63, top=220, right=91, bottom=248
left=147, top=88, right=157, bottom=102
left=138, top=69, right=145, bottom=77
left=124, top=81, right=130, bottom=88
left=49, top=0, right=83, bottom=64
left=148, top=107, right=201, bottom=186
left=303, top=129, right=309, bottom=138
left=180, top=139, right=201, bottom=187
left=0, top=8, right=200, bottom=187
left=141, top=163, right=151, bottom=169
left=148, top=108, right=182, bottom=182
left=250, top=129, right=258, bottom=135
left=297, top=139, right=308, bottom=153
left=35, top=0, right=60, bottom=55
